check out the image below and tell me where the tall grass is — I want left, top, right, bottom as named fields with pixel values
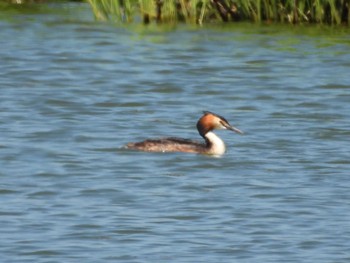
left=87, top=0, right=134, bottom=21
left=87, top=0, right=349, bottom=25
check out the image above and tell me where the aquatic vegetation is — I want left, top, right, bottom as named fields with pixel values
left=87, top=0, right=349, bottom=25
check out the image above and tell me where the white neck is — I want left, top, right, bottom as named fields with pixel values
left=205, top=131, right=226, bottom=155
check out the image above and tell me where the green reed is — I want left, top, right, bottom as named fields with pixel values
left=87, top=0, right=349, bottom=25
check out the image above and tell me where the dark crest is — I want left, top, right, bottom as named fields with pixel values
left=202, top=111, right=229, bottom=124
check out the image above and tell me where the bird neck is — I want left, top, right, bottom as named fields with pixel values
left=204, top=131, right=226, bottom=155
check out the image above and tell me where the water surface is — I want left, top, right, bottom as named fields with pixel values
left=1, top=3, right=350, bottom=263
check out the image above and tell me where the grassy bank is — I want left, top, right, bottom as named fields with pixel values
left=87, top=0, right=349, bottom=25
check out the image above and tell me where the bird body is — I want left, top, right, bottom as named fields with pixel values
left=125, top=111, right=243, bottom=155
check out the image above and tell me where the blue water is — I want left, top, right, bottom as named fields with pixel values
left=1, top=3, right=350, bottom=262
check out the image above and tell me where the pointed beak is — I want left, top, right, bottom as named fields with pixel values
left=226, top=124, right=244, bottom=134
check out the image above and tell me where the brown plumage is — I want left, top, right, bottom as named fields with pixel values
left=125, top=111, right=243, bottom=155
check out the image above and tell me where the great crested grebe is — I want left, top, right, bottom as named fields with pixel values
left=125, top=111, right=243, bottom=155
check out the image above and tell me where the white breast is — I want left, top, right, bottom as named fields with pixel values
left=205, top=131, right=226, bottom=155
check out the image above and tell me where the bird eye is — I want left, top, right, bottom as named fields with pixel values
left=219, top=120, right=228, bottom=129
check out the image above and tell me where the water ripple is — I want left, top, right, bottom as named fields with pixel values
left=1, top=4, right=350, bottom=263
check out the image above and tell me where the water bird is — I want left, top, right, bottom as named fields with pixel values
left=125, top=111, right=243, bottom=155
